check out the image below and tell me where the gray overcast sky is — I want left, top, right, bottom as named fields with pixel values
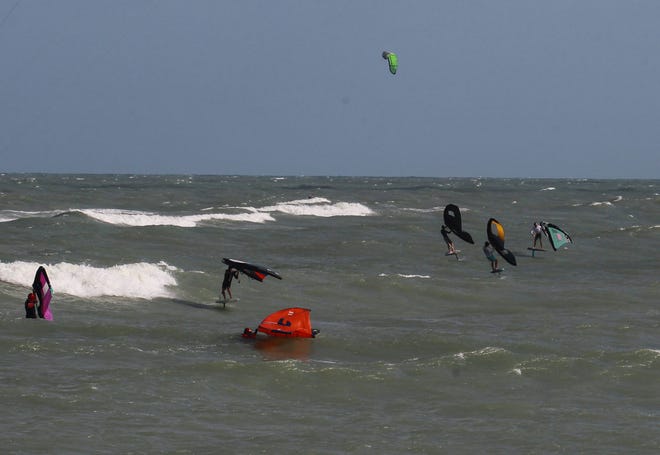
left=1, top=0, right=659, bottom=178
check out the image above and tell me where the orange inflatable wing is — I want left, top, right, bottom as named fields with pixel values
left=257, top=307, right=314, bottom=338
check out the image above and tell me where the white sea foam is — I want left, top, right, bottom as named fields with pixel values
left=590, top=195, right=622, bottom=206
left=540, top=187, right=556, bottom=191
left=0, top=213, right=19, bottom=223
left=261, top=198, right=374, bottom=217
left=72, top=197, right=372, bottom=226
left=0, top=261, right=177, bottom=299
left=78, top=208, right=274, bottom=227
left=378, top=273, right=430, bottom=279
left=0, top=210, right=61, bottom=223
left=618, top=225, right=644, bottom=232
left=403, top=207, right=437, bottom=213
left=460, top=347, right=508, bottom=358
left=3, top=197, right=373, bottom=227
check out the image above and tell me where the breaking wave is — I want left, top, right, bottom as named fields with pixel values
left=261, top=197, right=374, bottom=217
left=0, top=197, right=374, bottom=227
left=0, top=261, right=177, bottom=299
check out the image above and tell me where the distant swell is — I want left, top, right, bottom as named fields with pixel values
left=77, top=198, right=374, bottom=226
left=0, top=198, right=374, bottom=227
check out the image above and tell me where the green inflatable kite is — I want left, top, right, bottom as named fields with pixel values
left=382, top=51, right=398, bottom=75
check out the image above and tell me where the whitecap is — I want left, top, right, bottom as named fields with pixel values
left=279, top=197, right=331, bottom=205
left=403, top=207, right=437, bottom=213
left=540, top=187, right=556, bottom=191
left=590, top=195, right=622, bottom=207
left=0, top=210, right=61, bottom=223
left=460, top=347, right=508, bottom=358
left=77, top=208, right=274, bottom=227
left=0, top=260, right=177, bottom=299
left=261, top=199, right=374, bottom=217
left=378, top=273, right=430, bottom=279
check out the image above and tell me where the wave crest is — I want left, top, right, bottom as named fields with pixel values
left=0, top=197, right=373, bottom=227
left=0, top=261, right=177, bottom=299
left=262, top=199, right=374, bottom=217
left=77, top=208, right=273, bottom=227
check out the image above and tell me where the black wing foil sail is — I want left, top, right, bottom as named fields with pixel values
left=443, top=204, right=474, bottom=244
left=486, top=218, right=517, bottom=266
left=222, top=258, right=282, bottom=282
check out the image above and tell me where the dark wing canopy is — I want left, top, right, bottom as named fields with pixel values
left=486, top=218, right=517, bottom=266
left=443, top=204, right=474, bottom=244
left=222, top=258, right=282, bottom=281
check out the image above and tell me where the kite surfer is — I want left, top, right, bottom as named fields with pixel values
left=441, top=225, right=456, bottom=254
left=24, top=291, right=38, bottom=318
left=221, top=267, right=240, bottom=301
left=483, top=241, right=499, bottom=272
left=531, top=222, right=544, bottom=249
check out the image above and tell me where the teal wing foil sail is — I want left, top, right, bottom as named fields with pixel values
left=545, top=223, right=573, bottom=251
left=222, top=258, right=282, bottom=282
left=443, top=204, right=474, bottom=244
left=382, top=51, right=398, bottom=75
left=486, top=218, right=517, bottom=266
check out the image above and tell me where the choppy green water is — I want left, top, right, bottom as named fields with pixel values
left=1, top=175, right=658, bottom=453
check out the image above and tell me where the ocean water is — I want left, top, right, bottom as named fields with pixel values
left=0, top=174, right=658, bottom=454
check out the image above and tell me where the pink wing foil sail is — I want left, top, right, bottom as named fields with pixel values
left=32, top=266, right=53, bottom=321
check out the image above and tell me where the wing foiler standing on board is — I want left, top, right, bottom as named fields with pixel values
left=442, top=204, right=475, bottom=260
left=486, top=218, right=517, bottom=270
left=220, top=258, right=282, bottom=304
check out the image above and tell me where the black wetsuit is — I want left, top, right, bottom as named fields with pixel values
left=222, top=268, right=239, bottom=291
left=25, top=297, right=37, bottom=319
left=441, top=227, right=452, bottom=244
